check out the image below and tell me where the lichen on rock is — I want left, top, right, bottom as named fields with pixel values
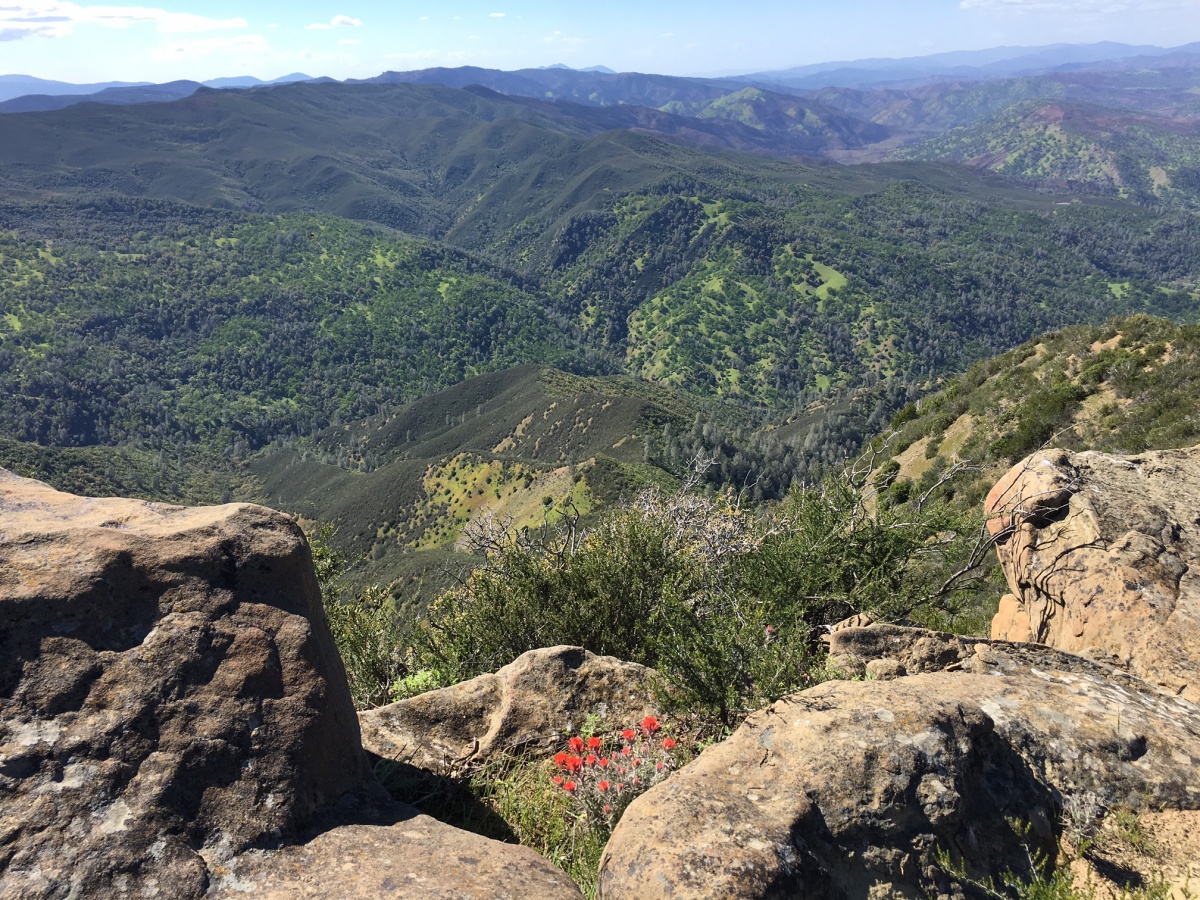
left=0, top=469, right=582, bottom=899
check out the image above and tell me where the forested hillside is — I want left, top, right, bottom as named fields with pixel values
left=0, top=202, right=573, bottom=453
left=1, top=78, right=1198, bottom=589
left=869, top=315, right=1200, bottom=513
left=897, top=101, right=1200, bottom=205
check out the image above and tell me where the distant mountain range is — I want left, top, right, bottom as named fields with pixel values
left=7, top=41, right=1200, bottom=113
left=4, top=40, right=1200, bottom=207
left=740, top=41, right=1200, bottom=89
left=0, top=71, right=316, bottom=108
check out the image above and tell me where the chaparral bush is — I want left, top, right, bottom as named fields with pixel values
left=414, top=459, right=992, bottom=726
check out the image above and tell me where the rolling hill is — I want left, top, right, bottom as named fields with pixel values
left=870, top=315, right=1200, bottom=513
left=812, top=64, right=1200, bottom=148
left=251, top=365, right=699, bottom=604
left=1, top=76, right=1199, bottom=597
left=1, top=79, right=1197, bottom=452
left=894, top=101, right=1200, bottom=206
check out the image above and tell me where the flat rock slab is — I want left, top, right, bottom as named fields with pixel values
left=361, top=645, right=659, bottom=770
left=599, top=628, right=1200, bottom=899
left=986, top=446, right=1200, bottom=701
left=211, top=813, right=584, bottom=899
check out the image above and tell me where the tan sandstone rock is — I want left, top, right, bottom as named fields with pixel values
left=985, top=446, right=1200, bottom=701
left=598, top=626, right=1200, bottom=899
left=210, top=812, right=584, bottom=899
left=360, top=645, right=660, bottom=771
left=0, top=471, right=582, bottom=900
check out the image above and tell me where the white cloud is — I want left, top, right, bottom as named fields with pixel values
left=489, top=12, right=505, bottom=17
left=304, top=14, right=362, bottom=31
left=0, top=2, right=246, bottom=40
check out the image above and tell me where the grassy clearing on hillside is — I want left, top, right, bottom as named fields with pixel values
left=872, top=315, right=1200, bottom=523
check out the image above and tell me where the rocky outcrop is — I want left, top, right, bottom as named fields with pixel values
left=598, top=625, right=1200, bottom=899
left=985, top=446, right=1200, bottom=702
left=361, top=645, right=659, bottom=771
left=0, top=470, right=582, bottom=899
left=209, top=811, right=584, bottom=899
left=600, top=446, right=1200, bottom=898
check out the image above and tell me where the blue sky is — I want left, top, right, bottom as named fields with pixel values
left=2, top=0, right=1199, bottom=83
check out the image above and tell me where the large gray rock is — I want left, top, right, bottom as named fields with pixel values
left=0, top=470, right=582, bottom=900
left=598, top=626, right=1200, bottom=899
left=986, top=446, right=1200, bottom=702
left=361, top=645, right=660, bottom=771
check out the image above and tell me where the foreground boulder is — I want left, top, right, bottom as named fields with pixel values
left=0, top=470, right=582, bottom=899
left=599, top=626, right=1200, bottom=899
left=361, top=645, right=660, bottom=771
left=986, top=446, right=1200, bottom=702
left=209, top=811, right=584, bottom=899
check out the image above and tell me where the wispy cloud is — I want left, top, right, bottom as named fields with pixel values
left=489, top=12, right=505, bottom=17
left=0, top=2, right=246, bottom=39
left=304, top=14, right=362, bottom=31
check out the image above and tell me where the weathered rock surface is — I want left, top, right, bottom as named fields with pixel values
left=361, top=645, right=659, bottom=771
left=0, top=471, right=582, bottom=899
left=599, top=625, right=1200, bottom=899
left=210, top=809, right=585, bottom=899
left=985, top=446, right=1200, bottom=702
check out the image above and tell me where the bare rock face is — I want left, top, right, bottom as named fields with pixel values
left=0, top=471, right=582, bottom=900
left=598, top=626, right=1200, bottom=899
left=209, top=811, right=585, bottom=899
left=985, top=446, right=1200, bottom=701
left=361, top=645, right=659, bottom=771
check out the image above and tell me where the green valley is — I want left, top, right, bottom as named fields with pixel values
left=0, top=75, right=1198, bottom=616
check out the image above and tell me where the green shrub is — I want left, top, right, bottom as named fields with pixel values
left=988, top=382, right=1089, bottom=462
left=310, top=523, right=411, bottom=708
left=416, top=466, right=992, bottom=726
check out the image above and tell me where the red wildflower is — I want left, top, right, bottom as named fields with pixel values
left=585, top=754, right=597, bottom=766
left=662, top=738, right=676, bottom=750
left=597, top=780, right=610, bottom=792
left=603, top=804, right=612, bottom=813
left=563, top=780, right=577, bottom=792
left=640, top=715, right=660, bottom=734
left=568, top=736, right=585, bottom=753
left=632, top=759, right=642, bottom=767
left=553, top=752, right=569, bottom=767
left=656, top=761, right=663, bottom=770
left=587, top=736, right=602, bottom=751
left=565, top=755, right=583, bottom=773
left=622, top=728, right=635, bottom=741
left=552, top=775, right=564, bottom=785
left=621, top=746, right=631, bottom=757
left=598, top=757, right=610, bottom=768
